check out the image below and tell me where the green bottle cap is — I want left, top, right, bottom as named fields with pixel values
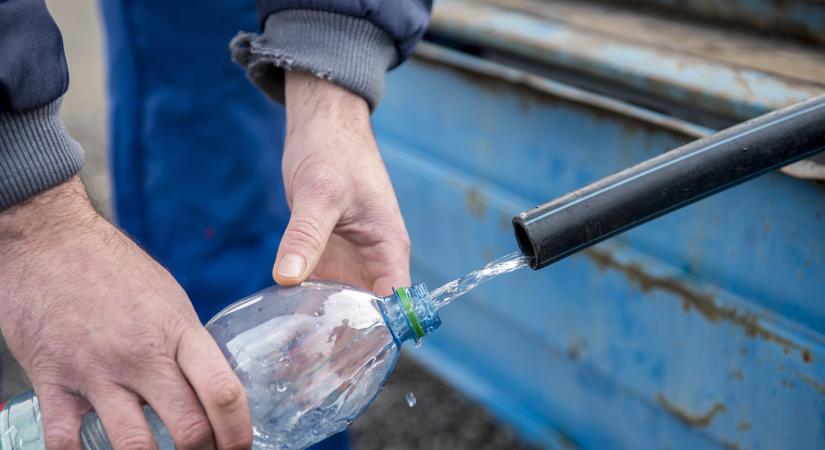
left=396, top=286, right=426, bottom=341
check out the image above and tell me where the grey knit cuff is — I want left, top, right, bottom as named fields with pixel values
left=230, top=10, right=398, bottom=111
left=0, top=99, right=84, bottom=211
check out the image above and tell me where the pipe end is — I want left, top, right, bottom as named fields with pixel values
left=512, top=216, right=539, bottom=270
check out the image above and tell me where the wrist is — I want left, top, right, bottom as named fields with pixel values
left=284, top=71, right=370, bottom=134
left=0, top=177, right=96, bottom=250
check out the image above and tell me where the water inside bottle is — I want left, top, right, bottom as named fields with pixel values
left=428, top=252, right=529, bottom=310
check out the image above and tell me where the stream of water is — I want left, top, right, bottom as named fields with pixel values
left=429, top=251, right=530, bottom=310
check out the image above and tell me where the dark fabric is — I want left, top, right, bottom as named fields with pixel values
left=0, top=0, right=68, bottom=112
left=231, top=11, right=397, bottom=110
left=0, top=99, right=84, bottom=211
left=256, top=0, right=432, bottom=66
left=100, top=0, right=291, bottom=323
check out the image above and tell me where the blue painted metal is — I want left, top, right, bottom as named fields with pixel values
left=373, top=42, right=825, bottom=449
left=623, top=0, right=825, bottom=44
left=429, top=0, right=824, bottom=123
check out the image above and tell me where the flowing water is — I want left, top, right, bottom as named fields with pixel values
left=429, top=251, right=530, bottom=310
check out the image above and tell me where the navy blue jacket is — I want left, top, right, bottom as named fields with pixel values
left=0, top=0, right=69, bottom=112
left=0, top=0, right=432, bottom=113
left=257, top=0, right=432, bottom=61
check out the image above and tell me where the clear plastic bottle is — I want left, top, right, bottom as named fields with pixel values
left=0, top=281, right=441, bottom=450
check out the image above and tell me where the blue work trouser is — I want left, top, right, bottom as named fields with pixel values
left=99, top=1, right=349, bottom=448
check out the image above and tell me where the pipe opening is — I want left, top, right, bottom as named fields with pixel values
left=512, top=218, right=537, bottom=269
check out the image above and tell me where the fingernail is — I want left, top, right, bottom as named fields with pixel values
left=277, top=254, right=306, bottom=278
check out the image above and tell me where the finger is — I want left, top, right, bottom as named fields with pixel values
left=87, top=386, right=157, bottom=450
left=177, top=327, right=252, bottom=450
left=134, top=361, right=215, bottom=450
left=273, top=202, right=340, bottom=285
left=371, top=241, right=411, bottom=296
left=34, top=383, right=87, bottom=450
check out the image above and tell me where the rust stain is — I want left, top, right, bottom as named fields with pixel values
left=584, top=247, right=813, bottom=359
left=656, top=394, right=726, bottom=428
left=464, top=186, right=489, bottom=218
left=803, top=348, right=813, bottom=364
left=722, top=441, right=741, bottom=450
left=737, top=420, right=752, bottom=432
left=567, top=338, right=587, bottom=361
left=799, top=375, right=825, bottom=396
left=733, top=69, right=756, bottom=99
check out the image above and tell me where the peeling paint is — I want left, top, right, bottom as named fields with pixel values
left=656, top=394, right=726, bottom=428
left=584, top=247, right=813, bottom=360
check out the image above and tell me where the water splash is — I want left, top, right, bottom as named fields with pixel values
left=405, top=392, right=417, bottom=408
left=429, top=251, right=530, bottom=310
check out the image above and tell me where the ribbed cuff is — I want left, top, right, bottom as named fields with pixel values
left=0, top=99, right=84, bottom=211
left=230, top=10, right=398, bottom=111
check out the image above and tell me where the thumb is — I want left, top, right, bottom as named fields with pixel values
left=273, top=203, right=340, bottom=285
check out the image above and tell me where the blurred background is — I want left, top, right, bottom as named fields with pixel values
left=4, top=1, right=825, bottom=450
left=0, top=1, right=533, bottom=449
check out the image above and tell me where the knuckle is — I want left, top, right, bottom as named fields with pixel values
left=110, top=428, right=155, bottom=450
left=43, top=424, right=80, bottom=450
left=207, top=374, right=245, bottom=409
left=171, top=415, right=212, bottom=450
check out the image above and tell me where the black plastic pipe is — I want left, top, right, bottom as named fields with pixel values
left=512, top=94, right=825, bottom=270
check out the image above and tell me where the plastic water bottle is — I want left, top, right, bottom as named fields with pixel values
left=0, top=281, right=441, bottom=450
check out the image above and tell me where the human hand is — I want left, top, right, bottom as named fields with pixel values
left=0, top=177, right=252, bottom=450
left=273, top=71, right=411, bottom=296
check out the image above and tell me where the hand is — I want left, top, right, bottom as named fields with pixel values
left=273, top=71, right=411, bottom=296
left=0, top=177, right=252, bottom=450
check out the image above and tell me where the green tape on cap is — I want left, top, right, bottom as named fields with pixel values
left=397, top=287, right=425, bottom=340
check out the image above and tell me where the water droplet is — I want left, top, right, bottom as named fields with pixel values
left=405, top=392, right=416, bottom=408
left=276, top=381, right=288, bottom=392
left=414, top=340, right=423, bottom=349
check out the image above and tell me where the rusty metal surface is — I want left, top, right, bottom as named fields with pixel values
left=482, top=0, right=825, bottom=88
left=429, top=0, right=824, bottom=124
left=592, top=0, right=825, bottom=45
left=374, top=42, right=825, bottom=449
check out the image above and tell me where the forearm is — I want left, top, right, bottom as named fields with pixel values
left=0, top=177, right=95, bottom=266
left=284, top=71, right=370, bottom=134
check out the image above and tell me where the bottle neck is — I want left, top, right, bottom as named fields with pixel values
left=380, top=283, right=442, bottom=345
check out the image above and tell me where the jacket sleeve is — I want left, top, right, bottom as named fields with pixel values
left=231, top=0, right=433, bottom=110
left=0, top=0, right=84, bottom=211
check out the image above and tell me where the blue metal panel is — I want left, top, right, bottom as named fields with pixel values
left=430, top=0, right=824, bottom=123
left=622, top=0, right=825, bottom=44
left=374, top=43, right=825, bottom=449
